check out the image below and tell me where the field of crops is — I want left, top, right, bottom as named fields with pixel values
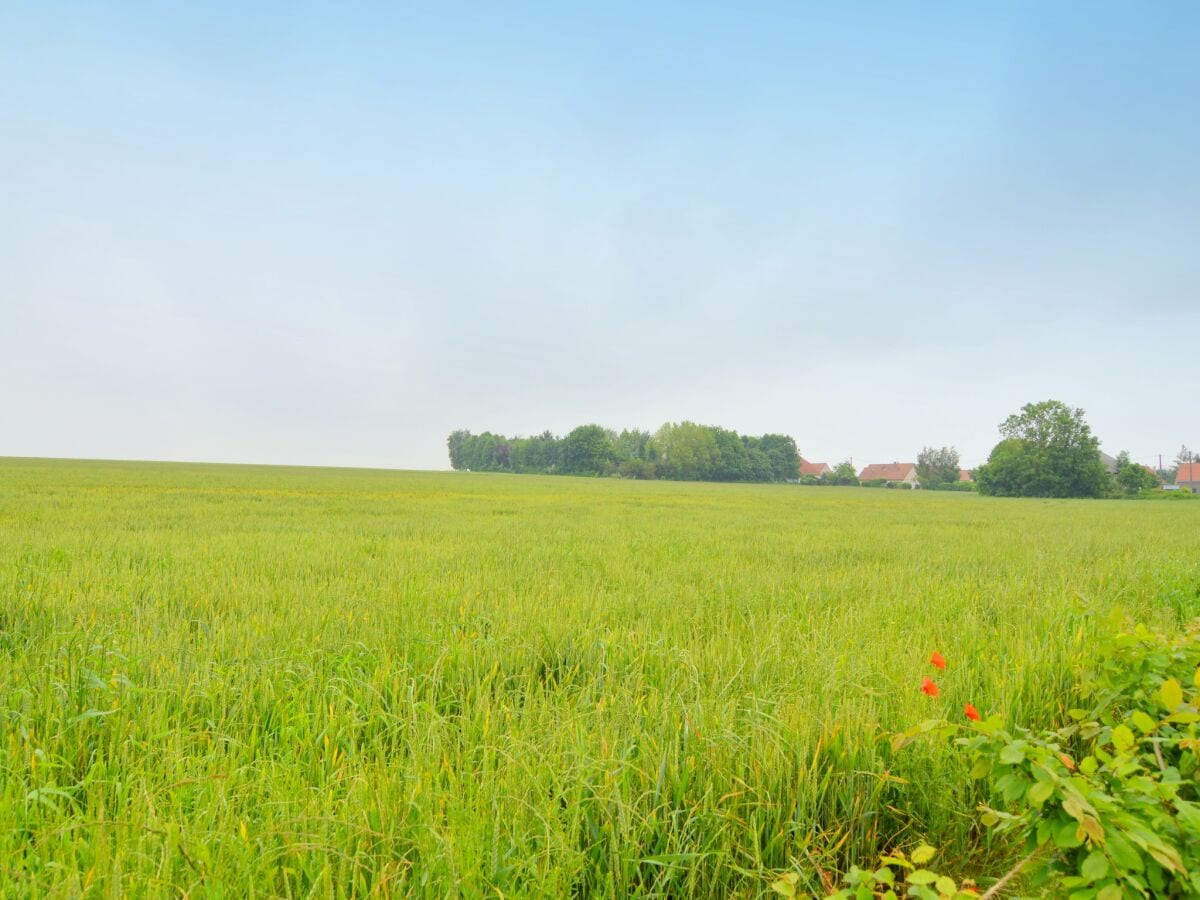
left=1, top=457, right=1197, bottom=896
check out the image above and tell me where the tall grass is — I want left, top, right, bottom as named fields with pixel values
left=1, top=457, right=1197, bottom=895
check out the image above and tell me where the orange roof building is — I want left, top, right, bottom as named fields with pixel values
left=858, top=462, right=919, bottom=485
left=799, top=458, right=831, bottom=477
left=1177, top=462, right=1200, bottom=493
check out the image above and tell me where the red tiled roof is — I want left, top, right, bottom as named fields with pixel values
left=958, top=469, right=973, bottom=482
left=799, top=458, right=830, bottom=476
left=858, top=462, right=917, bottom=482
left=1178, top=462, right=1200, bottom=484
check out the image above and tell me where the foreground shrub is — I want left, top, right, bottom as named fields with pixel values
left=774, top=619, right=1200, bottom=897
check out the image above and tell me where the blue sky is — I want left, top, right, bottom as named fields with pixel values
left=3, top=3, right=1197, bottom=470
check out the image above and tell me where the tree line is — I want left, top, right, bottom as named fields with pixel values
left=447, top=423, right=801, bottom=482
left=448, top=401, right=1184, bottom=499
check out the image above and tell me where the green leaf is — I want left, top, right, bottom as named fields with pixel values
left=1147, top=844, right=1184, bottom=874
left=1130, top=710, right=1157, bottom=734
left=873, top=867, right=895, bottom=885
left=1028, top=781, right=1054, bottom=806
left=1080, top=817, right=1105, bottom=844
left=1036, top=819, right=1053, bottom=846
left=907, top=869, right=937, bottom=885
left=1161, top=678, right=1183, bottom=710
left=934, top=875, right=956, bottom=895
left=1111, top=724, right=1135, bottom=752
left=1081, top=850, right=1109, bottom=882
left=999, top=743, right=1024, bottom=764
left=1097, top=885, right=1123, bottom=900
left=1104, top=830, right=1142, bottom=872
left=1054, top=819, right=1084, bottom=849
left=769, top=874, right=797, bottom=897
left=1003, top=776, right=1027, bottom=803
left=910, top=845, right=936, bottom=865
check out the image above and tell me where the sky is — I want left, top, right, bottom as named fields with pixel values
left=3, top=2, right=1197, bottom=472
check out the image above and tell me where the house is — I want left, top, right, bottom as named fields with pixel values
left=958, top=469, right=973, bottom=482
left=1177, top=462, right=1200, bottom=493
left=858, top=462, right=920, bottom=487
left=1100, top=451, right=1119, bottom=475
left=799, top=458, right=831, bottom=478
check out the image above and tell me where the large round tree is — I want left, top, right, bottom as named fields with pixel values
left=975, top=400, right=1109, bottom=498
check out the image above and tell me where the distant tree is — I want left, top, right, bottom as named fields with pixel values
left=916, top=446, right=961, bottom=486
left=975, top=400, right=1108, bottom=498
left=447, top=430, right=471, bottom=470
left=528, top=431, right=563, bottom=472
left=1176, top=445, right=1195, bottom=470
left=614, top=429, right=652, bottom=463
left=711, top=428, right=753, bottom=481
left=743, top=442, right=775, bottom=482
left=1115, top=452, right=1159, bottom=495
left=561, top=424, right=615, bottom=475
left=492, top=442, right=511, bottom=469
left=828, top=460, right=859, bottom=486
left=617, top=458, right=656, bottom=479
left=758, top=433, right=801, bottom=482
left=466, top=432, right=509, bottom=471
left=650, top=422, right=719, bottom=481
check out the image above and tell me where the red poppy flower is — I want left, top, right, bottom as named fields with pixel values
left=920, top=677, right=940, bottom=698
left=930, top=651, right=947, bottom=670
left=964, top=703, right=981, bottom=721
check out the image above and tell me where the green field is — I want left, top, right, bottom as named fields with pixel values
left=1, top=457, right=1197, bottom=896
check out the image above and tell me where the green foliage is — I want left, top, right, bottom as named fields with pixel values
left=510, top=430, right=563, bottom=473
left=959, top=619, right=1200, bottom=897
left=917, top=446, right=961, bottom=487
left=975, top=400, right=1109, bottom=498
left=562, top=424, right=615, bottom=475
left=757, top=433, right=803, bottom=482
left=923, top=481, right=976, bottom=493
left=449, top=422, right=800, bottom=483
left=771, top=844, right=978, bottom=900
left=447, top=428, right=471, bottom=470
left=808, top=617, right=1200, bottom=898
left=822, top=460, right=860, bottom=486
left=1114, top=452, right=1161, bottom=496
left=651, top=421, right=720, bottom=481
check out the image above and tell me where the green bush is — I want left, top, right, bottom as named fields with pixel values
left=775, top=617, right=1200, bottom=898
left=923, top=481, right=976, bottom=493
